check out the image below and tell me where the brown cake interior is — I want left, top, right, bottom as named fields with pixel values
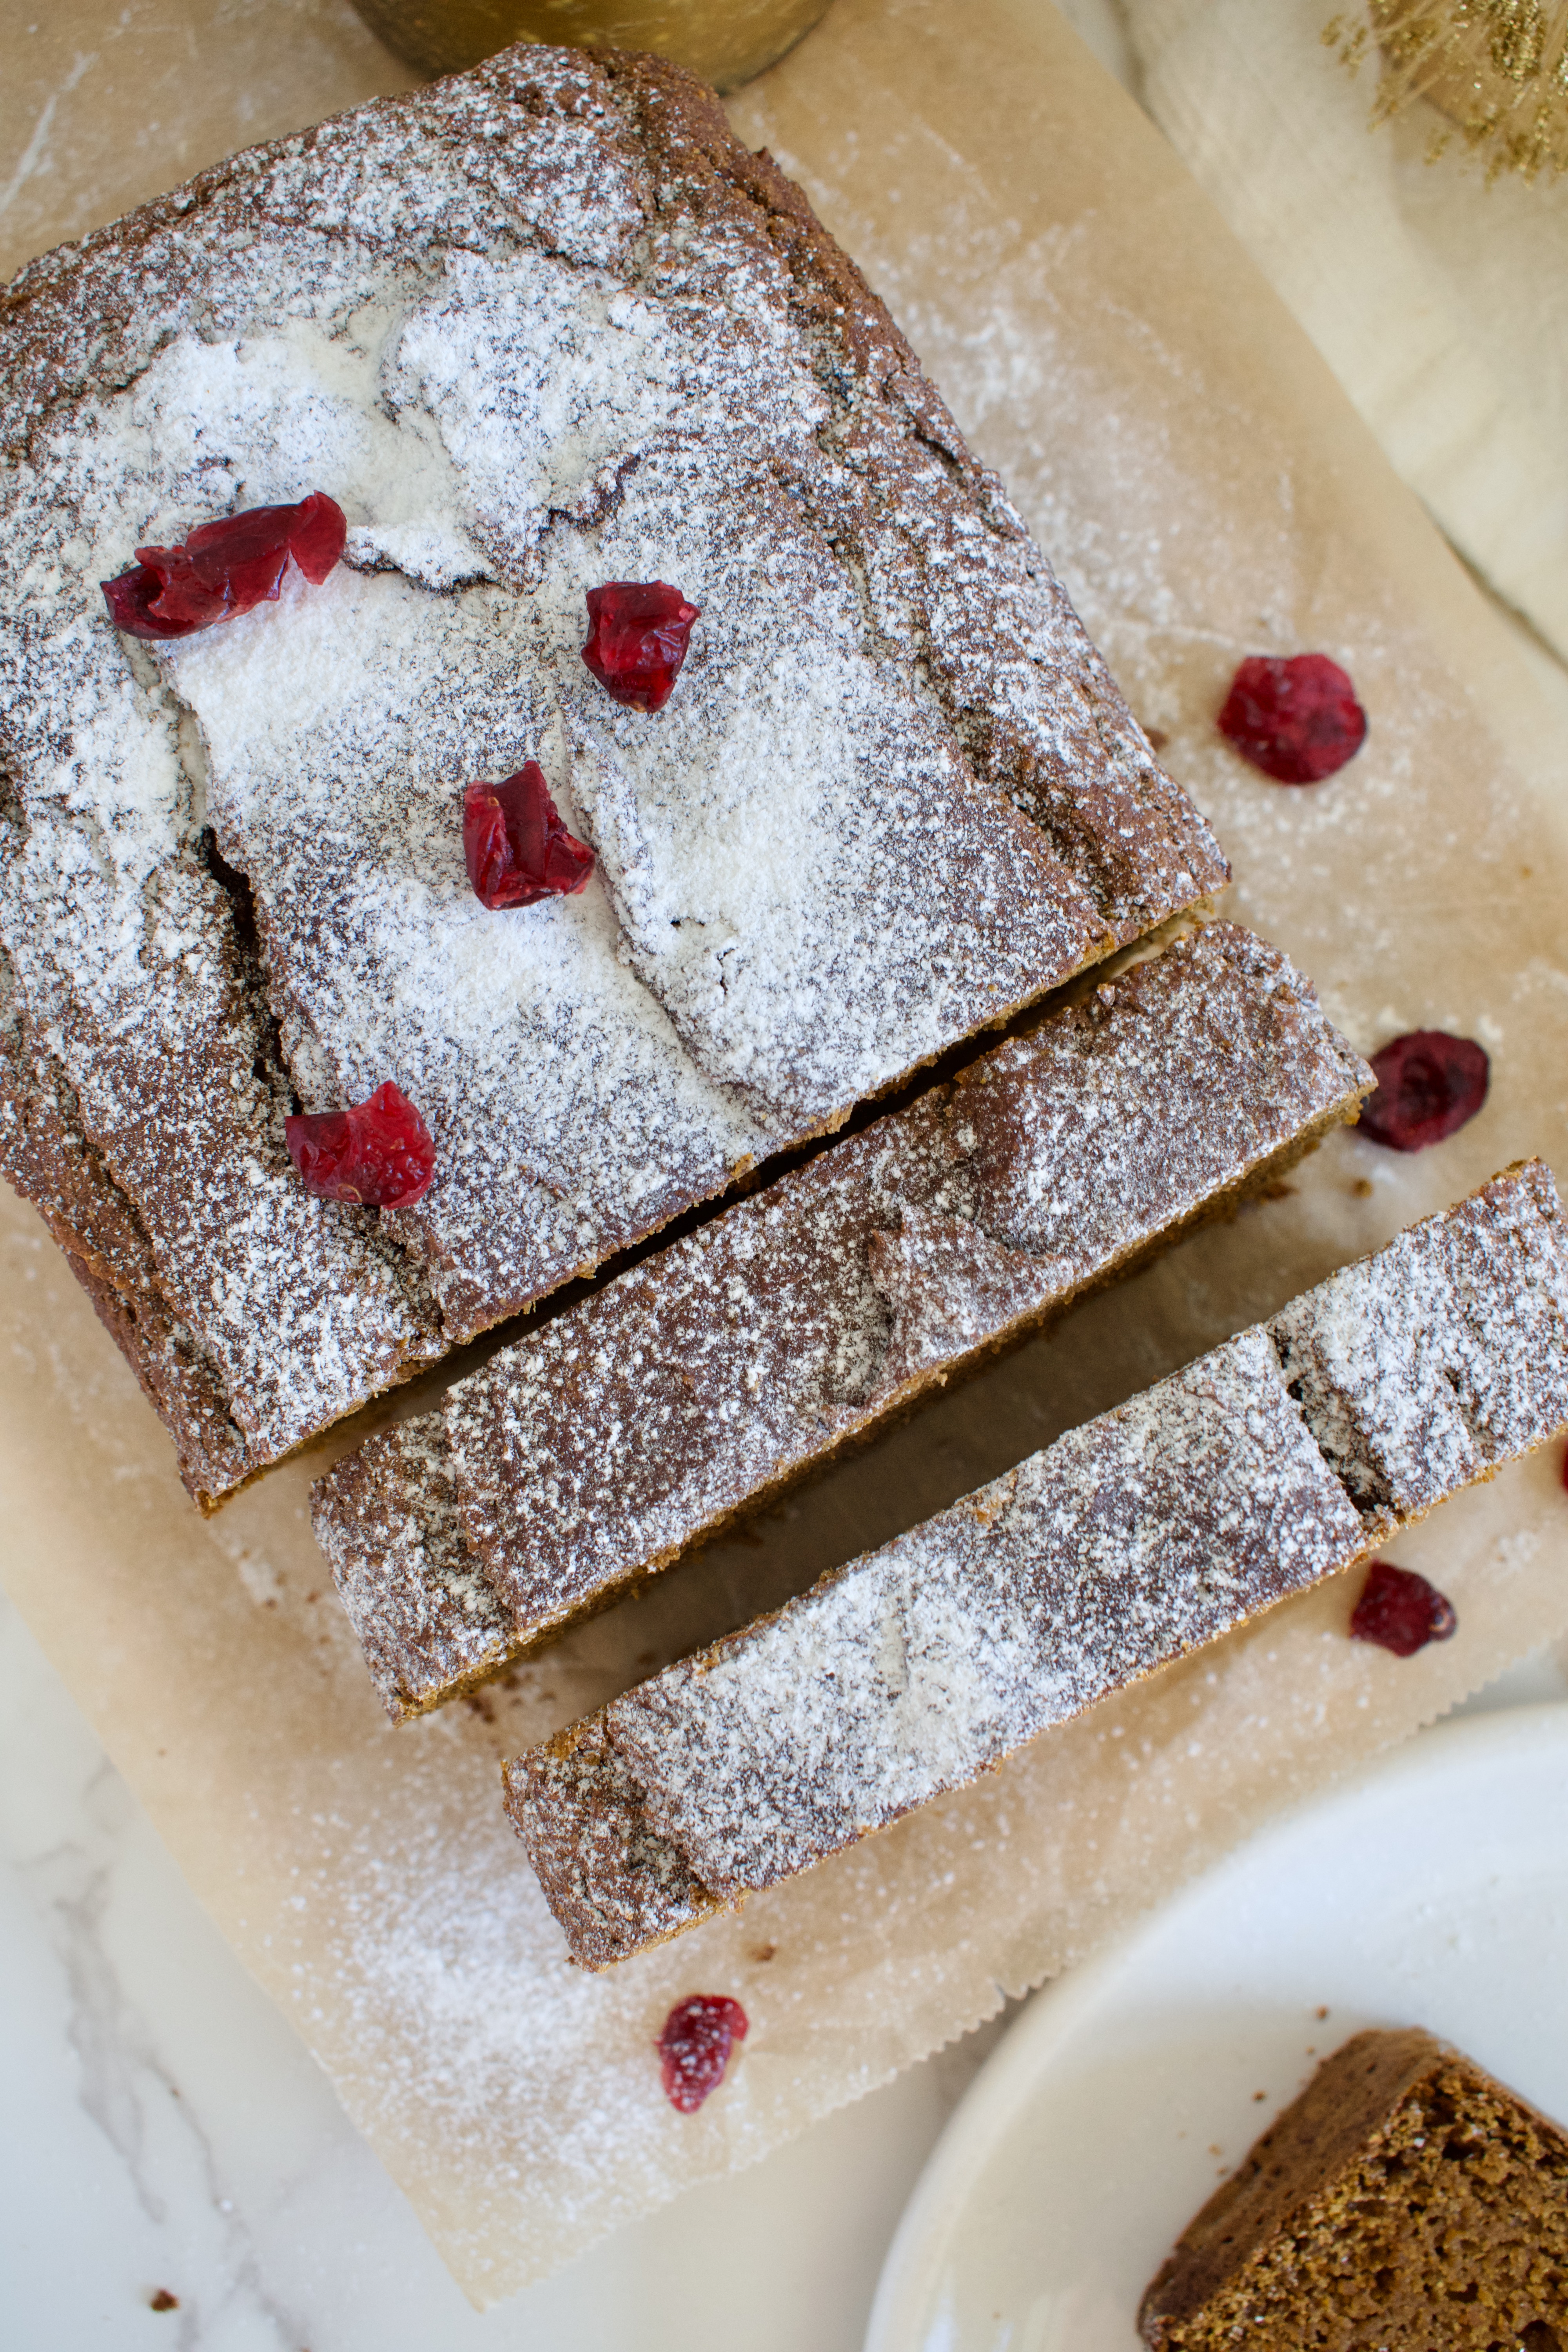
left=1141, top=2027, right=1568, bottom=2350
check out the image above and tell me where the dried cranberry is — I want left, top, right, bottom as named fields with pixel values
left=102, top=493, right=347, bottom=640
left=1217, top=654, right=1367, bottom=784
left=582, top=581, right=701, bottom=712
left=1350, top=1560, right=1457, bottom=1658
left=285, top=1081, right=434, bottom=1209
left=105, top=556, right=228, bottom=638
left=1358, top=1031, right=1489, bottom=1152
left=463, top=763, right=594, bottom=909
left=657, top=1994, right=748, bottom=2112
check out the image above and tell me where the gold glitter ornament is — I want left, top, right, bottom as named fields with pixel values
left=1325, top=0, right=1568, bottom=180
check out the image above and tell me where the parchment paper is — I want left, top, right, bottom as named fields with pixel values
left=4, top=0, right=1568, bottom=2306
left=1118, top=0, right=1568, bottom=669
left=0, top=0, right=417, bottom=285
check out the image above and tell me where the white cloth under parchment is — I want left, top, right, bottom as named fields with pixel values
left=1082, top=0, right=1568, bottom=664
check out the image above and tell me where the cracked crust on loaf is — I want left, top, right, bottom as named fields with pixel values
left=0, top=43, right=1226, bottom=1507
left=314, top=922, right=1372, bottom=1721
left=504, top=1163, right=1568, bottom=1965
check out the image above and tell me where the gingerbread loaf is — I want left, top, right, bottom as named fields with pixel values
left=313, top=922, right=1370, bottom=1720
left=505, top=1162, right=1568, bottom=1968
left=1140, top=2027, right=1568, bottom=2348
left=0, top=44, right=1227, bottom=1509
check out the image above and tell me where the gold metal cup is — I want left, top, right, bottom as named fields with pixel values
left=348, top=0, right=837, bottom=91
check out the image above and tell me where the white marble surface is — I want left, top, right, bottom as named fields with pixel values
left=3, top=1580, right=1563, bottom=2352
left=0, top=1590, right=1019, bottom=2350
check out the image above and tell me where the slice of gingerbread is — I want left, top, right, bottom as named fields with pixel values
left=1140, top=2027, right=1568, bottom=2348
left=312, top=922, right=1371, bottom=1721
left=0, top=43, right=1226, bottom=1509
left=504, top=1163, right=1568, bottom=1967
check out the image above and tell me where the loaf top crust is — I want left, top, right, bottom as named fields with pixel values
left=507, top=1162, right=1568, bottom=1964
left=0, top=44, right=1226, bottom=1502
left=608, top=1321, right=1364, bottom=1897
left=313, top=922, right=1370, bottom=1722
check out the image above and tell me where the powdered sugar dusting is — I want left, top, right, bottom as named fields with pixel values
left=510, top=1163, right=1568, bottom=1960
left=0, top=416, right=443, bottom=1489
left=1270, top=1160, right=1568, bottom=1526
left=604, top=1329, right=1359, bottom=1896
left=0, top=46, right=1224, bottom=1490
left=313, top=923, right=1370, bottom=1719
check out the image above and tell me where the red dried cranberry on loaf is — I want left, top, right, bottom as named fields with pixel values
left=657, top=1994, right=748, bottom=2112
left=1350, top=1560, right=1457, bottom=1658
left=105, top=556, right=229, bottom=638
left=581, top=581, right=701, bottom=712
left=1358, top=1031, right=1489, bottom=1152
left=463, top=763, right=594, bottom=909
left=285, top=1081, right=434, bottom=1209
left=102, top=493, right=347, bottom=640
left=1217, top=653, right=1367, bottom=784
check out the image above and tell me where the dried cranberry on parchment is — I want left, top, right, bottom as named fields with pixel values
left=582, top=581, right=701, bottom=712
left=1358, top=1031, right=1489, bottom=1152
left=657, top=1994, right=748, bottom=2112
left=463, top=763, right=594, bottom=909
left=285, top=1082, right=434, bottom=1209
left=1217, top=653, right=1367, bottom=783
left=1350, top=1561, right=1457, bottom=1658
left=102, top=492, right=347, bottom=640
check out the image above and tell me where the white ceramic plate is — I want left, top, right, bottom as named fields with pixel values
left=864, top=1704, right=1568, bottom=2352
